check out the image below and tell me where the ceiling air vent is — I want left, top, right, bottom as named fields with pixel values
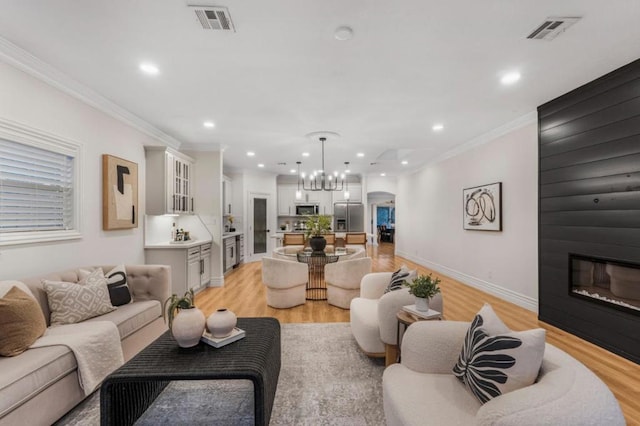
left=527, top=17, right=580, bottom=41
left=190, top=6, right=235, bottom=32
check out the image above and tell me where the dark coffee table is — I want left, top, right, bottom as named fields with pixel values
left=100, top=317, right=281, bottom=426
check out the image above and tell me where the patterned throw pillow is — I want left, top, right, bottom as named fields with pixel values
left=452, top=304, right=546, bottom=404
left=0, top=286, right=47, bottom=356
left=78, top=265, right=132, bottom=306
left=384, top=266, right=416, bottom=293
left=44, top=271, right=116, bottom=325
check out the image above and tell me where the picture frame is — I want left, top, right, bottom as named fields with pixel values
left=102, top=154, right=138, bottom=230
left=463, top=182, right=502, bottom=231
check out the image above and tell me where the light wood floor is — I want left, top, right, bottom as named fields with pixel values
left=196, top=243, right=640, bottom=425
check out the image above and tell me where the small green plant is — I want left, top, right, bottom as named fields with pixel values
left=163, top=289, right=196, bottom=330
left=304, top=214, right=332, bottom=238
left=405, top=273, right=442, bottom=299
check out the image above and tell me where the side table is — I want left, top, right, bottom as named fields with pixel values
left=395, top=308, right=442, bottom=363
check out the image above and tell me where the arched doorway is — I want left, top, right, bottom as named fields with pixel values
left=367, top=191, right=395, bottom=245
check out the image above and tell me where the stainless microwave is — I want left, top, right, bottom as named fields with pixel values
left=296, top=204, right=319, bottom=215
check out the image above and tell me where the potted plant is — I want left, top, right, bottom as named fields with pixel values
left=405, top=273, right=442, bottom=312
left=163, top=289, right=205, bottom=347
left=304, top=214, right=332, bottom=252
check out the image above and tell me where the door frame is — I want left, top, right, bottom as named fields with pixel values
left=247, top=191, right=272, bottom=263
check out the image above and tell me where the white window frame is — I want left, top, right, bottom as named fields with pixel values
left=0, top=118, right=82, bottom=246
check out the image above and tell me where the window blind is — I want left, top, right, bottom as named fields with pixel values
left=0, top=138, right=74, bottom=233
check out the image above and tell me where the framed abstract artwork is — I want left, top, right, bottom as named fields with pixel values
left=463, top=182, right=502, bottom=231
left=102, top=154, right=138, bottom=230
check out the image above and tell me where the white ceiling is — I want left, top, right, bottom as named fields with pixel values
left=1, top=0, right=640, bottom=177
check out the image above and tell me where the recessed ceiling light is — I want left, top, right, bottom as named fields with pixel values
left=401, top=160, right=408, bottom=165
left=380, top=173, right=386, bottom=177
left=432, top=124, right=444, bottom=132
left=356, top=152, right=365, bottom=157
left=334, top=26, right=354, bottom=41
left=246, top=151, right=255, bottom=157
left=290, top=169, right=296, bottom=173
left=203, top=121, right=215, bottom=128
left=302, top=152, right=310, bottom=157
left=501, top=71, right=521, bottom=85
left=345, top=169, right=351, bottom=173
left=139, top=62, right=159, bottom=75
left=258, top=163, right=265, bottom=168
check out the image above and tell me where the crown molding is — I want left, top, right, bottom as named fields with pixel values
left=429, top=111, right=537, bottom=166
left=0, top=36, right=181, bottom=150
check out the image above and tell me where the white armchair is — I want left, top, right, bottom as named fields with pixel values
left=383, top=320, right=625, bottom=425
left=261, top=257, right=308, bottom=308
left=350, top=271, right=443, bottom=365
left=325, top=257, right=372, bottom=309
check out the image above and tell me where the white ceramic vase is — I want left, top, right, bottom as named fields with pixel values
left=415, top=297, right=429, bottom=312
left=171, top=307, right=206, bottom=348
left=207, top=308, right=237, bottom=338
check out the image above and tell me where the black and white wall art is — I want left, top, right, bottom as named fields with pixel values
left=463, top=182, right=502, bottom=231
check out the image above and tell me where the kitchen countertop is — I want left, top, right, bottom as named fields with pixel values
left=222, top=231, right=243, bottom=239
left=145, top=239, right=212, bottom=249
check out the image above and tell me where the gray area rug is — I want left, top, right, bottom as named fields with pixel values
left=55, top=323, right=386, bottom=425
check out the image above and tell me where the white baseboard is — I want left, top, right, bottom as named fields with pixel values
left=208, top=276, right=224, bottom=288
left=396, top=250, right=538, bottom=313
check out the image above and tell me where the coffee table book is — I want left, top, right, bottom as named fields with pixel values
left=401, top=305, right=442, bottom=320
left=201, top=327, right=246, bottom=348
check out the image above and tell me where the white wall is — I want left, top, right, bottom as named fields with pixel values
left=0, top=62, right=166, bottom=279
left=396, top=121, right=539, bottom=311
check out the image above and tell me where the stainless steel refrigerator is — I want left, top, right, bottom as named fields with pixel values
left=333, top=203, right=364, bottom=232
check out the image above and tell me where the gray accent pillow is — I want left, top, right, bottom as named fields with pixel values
left=43, top=269, right=116, bottom=325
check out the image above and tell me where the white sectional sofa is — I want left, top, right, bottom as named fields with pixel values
left=383, top=320, right=626, bottom=425
left=0, top=264, right=170, bottom=426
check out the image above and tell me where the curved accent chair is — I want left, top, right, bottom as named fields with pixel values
left=350, top=271, right=443, bottom=365
left=383, top=321, right=625, bottom=425
left=325, top=257, right=372, bottom=309
left=261, top=257, right=308, bottom=308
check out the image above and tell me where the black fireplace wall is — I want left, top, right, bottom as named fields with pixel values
left=538, top=58, right=640, bottom=364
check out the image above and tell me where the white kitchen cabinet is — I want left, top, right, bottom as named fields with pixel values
left=145, top=147, right=195, bottom=215
left=145, top=242, right=212, bottom=294
left=320, top=191, right=334, bottom=215
left=304, top=189, right=321, bottom=203
left=278, top=184, right=297, bottom=216
left=224, top=236, right=236, bottom=273
left=187, top=247, right=201, bottom=291
left=223, top=176, right=233, bottom=216
left=333, top=183, right=361, bottom=202
left=200, top=243, right=212, bottom=286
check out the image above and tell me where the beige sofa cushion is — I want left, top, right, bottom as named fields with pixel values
left=85, top=300, right=161, bottom=339
left=383, top=363, right=481, bottom=426
left=0, top=346, right=76, bottom=418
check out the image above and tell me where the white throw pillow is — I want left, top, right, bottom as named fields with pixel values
left=43, top=270, right=116, bottom=325
left=452, top=303, right=546, bottom=404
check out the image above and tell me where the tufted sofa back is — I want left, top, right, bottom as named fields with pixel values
left=20, top=265, right=171, bottom=326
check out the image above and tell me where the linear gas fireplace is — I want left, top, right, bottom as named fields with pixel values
left=570, top=254, right=640, bottom=316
